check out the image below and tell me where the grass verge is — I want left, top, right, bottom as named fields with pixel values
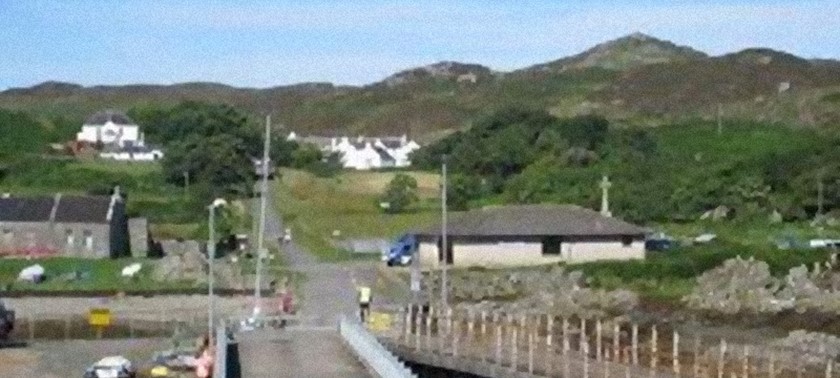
left=272, top=169, right=440, bottom=262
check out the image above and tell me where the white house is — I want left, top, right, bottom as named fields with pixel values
left=413, top=204, right=648, bottom=269
left=287, top=132, right=420, bottom=170
left=76, top=110, right=143, bottom=148
left=76, top=110, right=163, bottom=162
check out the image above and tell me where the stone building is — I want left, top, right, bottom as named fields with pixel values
left=0, top=192, right=129, bottom=258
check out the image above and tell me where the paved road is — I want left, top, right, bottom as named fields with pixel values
left=239, top=182, right=378, bottom=377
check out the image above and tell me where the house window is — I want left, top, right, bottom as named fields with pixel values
left=621, top=236, right=634, bottom=247
left=65, top=229, right=74, bottom=246
left=542, top=236, right=562, bottom=255
left=83, top=230, right=93, bottom=251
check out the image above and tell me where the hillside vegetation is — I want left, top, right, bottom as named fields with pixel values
left=412, top=108, right=840, bottom=224
left=2, top=33, right=838, bottom=137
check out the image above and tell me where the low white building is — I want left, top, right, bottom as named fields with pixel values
left=414, top=204, right=648, bottom=269
left=98, top=145, right=164, bottom=162
left=287, top=132, right=420, bottom=170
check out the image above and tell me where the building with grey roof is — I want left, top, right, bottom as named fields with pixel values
left=0, top=192, right=129, bottom=258
left=413, top=204, right=648, bottom=268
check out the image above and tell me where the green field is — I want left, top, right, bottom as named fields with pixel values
left=0, top=257, right=198, bottom=292
left=272, top=169, right=441, bottom=261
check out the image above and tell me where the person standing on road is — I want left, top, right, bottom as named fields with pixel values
left=356, top=284, right=372, bottom=323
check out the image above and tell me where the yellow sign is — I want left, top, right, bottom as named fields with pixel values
left=88, top=308, right=112, bottom=327
left=368, top=312, right=392, bottom=332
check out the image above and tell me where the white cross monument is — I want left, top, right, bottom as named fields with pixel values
left=599, top=175, right=612, bottom=218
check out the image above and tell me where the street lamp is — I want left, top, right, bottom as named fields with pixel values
left=208, top=198, right=227, bottom=338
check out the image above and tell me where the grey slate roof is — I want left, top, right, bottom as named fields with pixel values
left=0, top=197, right=54, bottom=222
left=84, top=110, right=135, bottom=126
left=0, top=195, right=114, bottom=224
left=55, top=195, right=112, bottom=223
left=373, top=147, right=395, bottom=161
left=415, top=204, right=648, bottom=237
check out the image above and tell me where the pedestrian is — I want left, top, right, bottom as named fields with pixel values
left=193, top=335, right=214, bottom=378
left=356, top=284, right=372, bottom=323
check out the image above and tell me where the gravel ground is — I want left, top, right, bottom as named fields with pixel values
left=0, top=338, right=169, bottom=378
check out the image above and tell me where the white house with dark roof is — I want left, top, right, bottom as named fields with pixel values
left=286, top=132, right=420, bottom=170
left=76, top=110, right=164, bottom=161
left=413, top=204, right=648, bottom=269
left=77, top=110, right=142, bottom=148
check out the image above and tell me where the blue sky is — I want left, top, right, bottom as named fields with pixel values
left=1, top=0, right=838, bottom=89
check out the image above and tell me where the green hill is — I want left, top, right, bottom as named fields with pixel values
left=1, top=33, right=839, bottom=137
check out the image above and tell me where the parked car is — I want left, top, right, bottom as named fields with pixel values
left=83, top=356, right=136, bottom=378
left=385, top=234, right=417, bottom=266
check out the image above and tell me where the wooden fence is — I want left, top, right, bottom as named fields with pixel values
left=374, top=305, right=838, bottom=378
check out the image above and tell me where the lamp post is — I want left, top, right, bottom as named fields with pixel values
left=440, top=156, right=448, bottom=309
left=208, top=198, right=227, bottom=338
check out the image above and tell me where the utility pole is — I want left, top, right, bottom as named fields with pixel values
left=254, top=115, right=271, bottom=313
left=440, top=157, right=448, bottom=309
left=717, top=103, right=723, bottom=135
left=818, top=170, right=825, bottom=218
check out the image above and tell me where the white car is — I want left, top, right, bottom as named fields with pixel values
left=83, top=356, right=136, bottom=378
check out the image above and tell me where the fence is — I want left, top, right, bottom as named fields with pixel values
left=6, top=312, right=207, bottom=342
left=374, top=305, right=839, bottom=378
left=339, top=314, right=417, bottom=378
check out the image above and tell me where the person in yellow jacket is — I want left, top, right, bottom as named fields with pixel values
left=356, top=284, right=372, bottom=323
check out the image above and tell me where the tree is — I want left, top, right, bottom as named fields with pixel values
left=448, top=174, right=483, bottom=211
left=380, top=174, right=419, bottom=213
left=162, top=134, right=254, bottom=200
left=290, top=144, right=323, bottom=169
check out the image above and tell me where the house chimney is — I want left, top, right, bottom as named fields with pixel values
left=401, top=134, right=408, bottom=145
left=357, top=135, right=364, bottom=143
left=331, top=137, right=337, bottom=150
left=112, top=185, right=122, bottom=200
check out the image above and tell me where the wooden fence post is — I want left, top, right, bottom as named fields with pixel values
left=466, top=310, right=474, bottom=360
left=673, top=330, right=680, bottom=375
left=547, top=314, right=554, bottom=347
left=613, top=322, right=620, bottom=362
left=718, top=339, right=727, bottom=378
left=528, top=329, right=534, bottom=374
left=584, top=338, right=590, bottom=378
left=632, top=323, right=639, bottom=366
left=405, top=305, right=412, bottom=344
left=452, top=311, right=459, bottom=358
left=446, top=307, right=453, bottom=339
left=581, top=317, right=587, bottom=353
left=742, top=345, right=749, bottom=378
left=425, top=306, right=433, bottom=351
left=651, top=325, right=658, bottom=370
left=596, top=318, right=603, bottom=362
left=693, top=336, right=701, bottom=378
left=495, top=321, right=503, bottom=370
left=827, top=359, right=833, bottom=378
left=562, top=317, right=570, bottom=355
left=512, top=322, right=519, bottom=373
